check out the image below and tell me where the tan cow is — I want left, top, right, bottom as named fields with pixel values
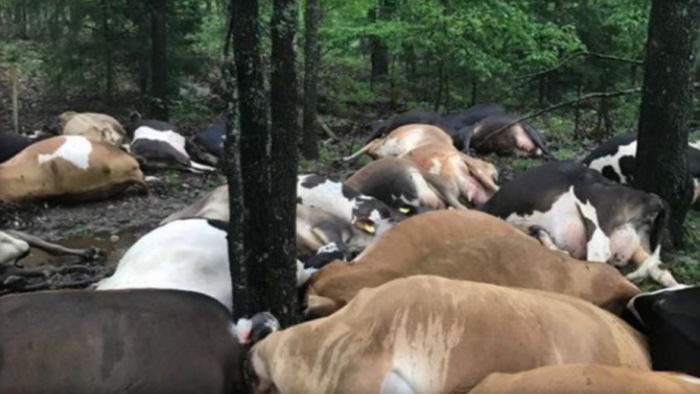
left=469, top=364, right=700, bottom=394
left=0, top=136, right=145, bottom=202
left=343, top=124, right=453, bottom=161
left=252, top=276, right=650, bottom=394
left=402, top=143, right=499, bottom=207
left=59, top=111, right=127, bottom=146
left=307, top=236, right=639, bottom=317
left=306, top=211, right=639, bottom=317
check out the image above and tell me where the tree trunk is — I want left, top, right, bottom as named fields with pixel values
left=634, top=0, right=700, bottom=247
left=368, top=1, right=391, bottom=83
left=150, top=0, right=169, bottom=120
left=269, top=0, right=301, bottom=326
left=101, top=0, right=113, bottom=102
left=301, top=0, right=320, bottom=160
left=11, top=66, right=19, bottom=134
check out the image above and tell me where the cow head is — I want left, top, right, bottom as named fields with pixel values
left=0, top=231, right=30, bottom=266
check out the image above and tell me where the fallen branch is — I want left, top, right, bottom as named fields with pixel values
left=316, top=115, right=338, bottom=140
left=515, top=51, right=643, bottom=81
left=484, top=82, right=700, bottom=143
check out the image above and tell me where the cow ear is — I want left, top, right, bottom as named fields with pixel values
left=304, top=295, right=340, bottom=320
left=353, top=218, right=376, bottom=234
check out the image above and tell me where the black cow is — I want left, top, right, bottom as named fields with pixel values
left=623, top=285, right=700, bottom=377
left=195, top=120, right=226, bottom=158
left=0, top=132, right=39, bottom=164
left=366, top=104, right=504, bottom=151
left=0, top=289, right=248, bottom=393
left=582, top=133, right=700, bottom=209
left=482, top=161, right=676, bottom=287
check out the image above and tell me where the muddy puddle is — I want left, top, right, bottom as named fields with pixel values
left=21, top=227, right=147, bottom=270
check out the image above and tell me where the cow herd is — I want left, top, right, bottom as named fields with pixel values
left=1, top=104, right=699, bottom=393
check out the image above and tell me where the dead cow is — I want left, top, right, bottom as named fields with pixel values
left=482, top=161, right=677, bottom=287
left=129, top=119, right=215, bottom=173
left=58, top=111, right=127, bottom=146
left=251, top=276, right=650, bottom=394
left=160, top=185, right=378, bottom=261
left=402, top=143, right=499, bottom=207
left=467, top=113, right=551, bottom=157
left=0, top=136, right=145, bottom=203
left=306, top=210, right=639, bottom=317
left=343, top=123, right=453, bottom=161
left=0, top=289, right=248, bottom=393
left=583, top=132, right=700, bottom=209
left=297, top=174, right=401, bottom=248
left=345, top=157, right=468, bottom=214
left=470, top=364, right=700, bottom=394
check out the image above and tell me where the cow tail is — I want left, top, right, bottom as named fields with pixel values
left=342, top=140, right=378, bottom=161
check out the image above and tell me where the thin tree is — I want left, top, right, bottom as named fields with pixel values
left=634, top=0, right=700, bottom=246
left=225, top=0, right=300, bottom=327
left=301, top=0, right=321, bottom=160
left=150, top=0, right=169, bottom=120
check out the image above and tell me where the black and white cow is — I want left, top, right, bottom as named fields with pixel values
left=298, top=174, right=402, bottom=241
left=0, top=289, right=251, bottom=393
left=128, top=118, right=215, bottom=173
left=482, top=161, right=677, bottom=286
left=345, top=157, right=468, bottom=214
left=96, top=218, right=310, bottom=308
left=161, top=183, right=391, bottom=262
left=195, top=121, right=226, bottom=159
left=623, top=285, right=700, bottom=377
left=583, top=133, right=700, bottom=208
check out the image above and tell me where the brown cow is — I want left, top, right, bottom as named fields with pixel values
left=469, top=364, right=700, bottom=394
left=252, top=276, right=650, bottom=394
left=343, top=123, right=453, bottom=161
left=59, top=111, right=127, bottom=146
left=0, top=135, right=145, bottom=202
left=402, top=143, right=499, bottom=207
left=345, top=157, right=468, bottom=213
left=306, top=211, right=639, bottom=317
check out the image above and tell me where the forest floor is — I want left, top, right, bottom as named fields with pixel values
left=1, top=65, right=699, bottom=292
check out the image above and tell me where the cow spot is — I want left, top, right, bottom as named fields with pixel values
left=206, top=219, right=229, bottom=232
left=300, top=174, right=329, bottom=189
left=619, top=156, right=636, bottom=182
left=297, top=196, right=303, bottom=205
left=602, top=165, right=621, bottom=183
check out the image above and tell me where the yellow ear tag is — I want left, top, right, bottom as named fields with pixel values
left=399, top=207, right=411, bottom=214
left=363, top=223, right=376, bottom=234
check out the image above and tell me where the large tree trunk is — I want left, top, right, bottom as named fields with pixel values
left=228, top=0, right=299, bottom=327
left=635, top=0, right=700, bottom=246
left=301, top=0, right=320, bottom=160
left=150, top=0, right=169, bottom=120
left=269, top=0, right=300, bottom=326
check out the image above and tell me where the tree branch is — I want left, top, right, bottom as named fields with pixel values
left=485, top=82, right=700, bottom=142
left=515, top=51, right=644, bottom=81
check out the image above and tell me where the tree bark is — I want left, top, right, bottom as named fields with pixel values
left=150, top=0, right=169, bottom=120
left=101, top=0, right=113, bottom=102
left=368, top=1, right=392, bottom=82
left=269, top=0, right=301, bottom=326
left=301, top=0, right=320, bottom=160
left=634, top=0, right=700, bottom=247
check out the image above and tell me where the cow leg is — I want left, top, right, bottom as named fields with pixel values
left=528, top=226, right=569, bottom=255
left=343, top=139, right=381, bottom=161
left=5, top=231, right=101, bottom=260
left=626, top=246, right=679, bottom=287
left=574, top=200, right=612, bottom=262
